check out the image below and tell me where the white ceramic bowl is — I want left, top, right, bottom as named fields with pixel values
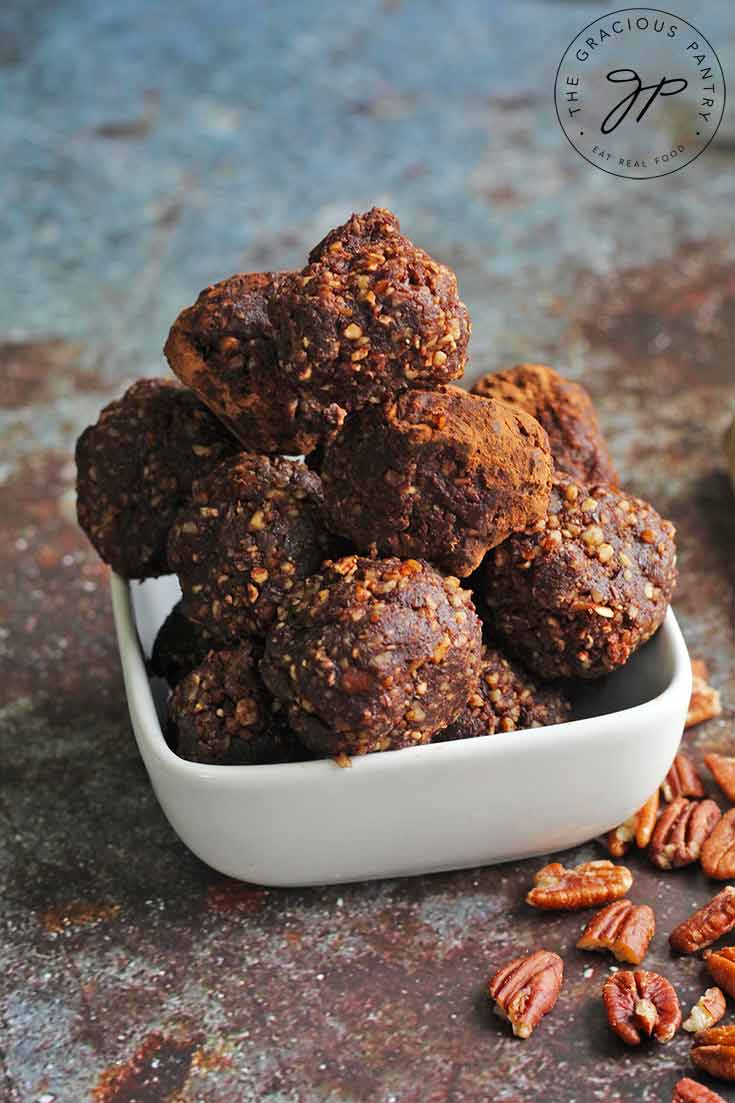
left=111, top=574, right=692, bottom=887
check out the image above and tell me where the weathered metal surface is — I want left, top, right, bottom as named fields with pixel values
left=1, top=1, right=734, bottom=1099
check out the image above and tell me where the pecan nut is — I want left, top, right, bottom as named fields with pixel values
left=605, top=791, right=660, bottom=856
left=673, top=1078, right=727, bottom=1103
left=662, top=752, right=705, bottom=802
left=577, top=900, right=655, bottom=964
left=687, top=659, right=722, bottom=729
left=705, top=754, right=735, bottom=803
left=702, top=809, right=735, bottom=879
left=683, top=987, right=727, bottom=1033
left=670, top=886, right=735, bottom=954
left=487, top=949, right=563, bottom=1039
left=691, top=1025, right=735, bottom=1081
left=705, top=947, right=735, bottom=999
left=603, top=969, right=681, bottom=1045
left=649, top=797, right=721, bottom=870
left=526, top=860, right=632, bottom=911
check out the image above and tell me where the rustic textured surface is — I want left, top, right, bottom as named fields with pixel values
left=1, top=1, right=734, bottom=1100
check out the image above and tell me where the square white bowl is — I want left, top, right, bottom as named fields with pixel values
left=111, top=574, right=692, bottom=887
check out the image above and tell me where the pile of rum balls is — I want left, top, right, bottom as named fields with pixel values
left=75, top=209, right=677, bottom=765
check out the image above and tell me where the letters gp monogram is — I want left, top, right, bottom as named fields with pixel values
left=554, top=8, right=726, bottom=179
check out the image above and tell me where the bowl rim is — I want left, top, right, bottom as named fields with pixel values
left=111, top=573, right=692, bottom=789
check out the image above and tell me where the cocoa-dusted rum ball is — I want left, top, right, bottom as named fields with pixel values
left=149, top=601, right=220, bottom=688
left=164, top=272, right=337, bottom=456
left=472, top=362, right=618, bottom=485
left=434, top=644, right=571, bottom=742
left=167, top=453, right=331, bottom=641
left=321, top=387, right=553, bottom=577
left=75, top=379, right=239, bottom=579
left=480, top=475, right=677, bottom=679
left=167, top=643, right=304, bottom=765
left=269, top=208, right=471, bottom=431
left=260, top=555, right=483, bottom=757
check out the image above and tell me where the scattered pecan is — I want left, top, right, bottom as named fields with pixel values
left=673, top=1077, right=727, bottom=1103
left=605, top=791, right=660, bottom=855
left=648, top=797, right=721, bottom=870
left=662, top=752, right=705, bottom=802
left=702, top=809, right=735, bottom=879
left=705, top=947, right=735, bottom=999
left=605, top=821, right=634, bottom=858
left=526, top=860, right=632, bottom=911
left=691, top=1025, right=735, bottom=1081
left=687, top=659, right=722, bottom=729
left=487, top=949, right=563, bottom=1039
left=683, top=986, right=727, bottom=1033
left=670, top=886, right=735, bottom=954
left=577, top=900, right=655, bottom=964
left=633, top=791, right=661, bottom=848
left=705, top=755, right=735, bottom=803
left=603, top=969, right=681, bottom=1045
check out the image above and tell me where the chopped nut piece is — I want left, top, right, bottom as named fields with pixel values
left=662, top=752, right=705, bottom=802
left=691, top=1025, right=735, bottom=1081
left=705, top=947, right=735, bottom=999
left=705, top=755, right=735, bottom=803
left=603, top=969, right=681, bottom=1045
left=702, top=809, right=735, bottom=879
left=670, top=886, right=735, bottom=954
left=649, top=797, right=721, bottom=870
left=687, top=659, right=722, bottom=728
left=488, top=950, right=563, bottom=1039
left=577, top=899, right=655, bottom=964
left=605, top=791, right=659, bottom=855
left=673, top=1077, right=727, bottom=1103
left=527, top=860, right=632, bottom=911
left=683, top=987, right=727, bottom=1032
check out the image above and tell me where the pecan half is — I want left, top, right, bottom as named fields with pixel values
left=649, top=797, right=721, bottom=870
left=691, top=1025, right=735, bottom=1081
left=705, top=755, right=735, bottom=803
left=687, top=659, right=722, bottom=729
left=702, top=809, right=735, bottom=879
left=683, top=987, right=727, bottom=1033
left=705, top=947, right=735, bottom=999
left=487, top=949, right=563, bottom=1039
left=670, top=886, right=735, bottom=954
left=577, top=900, right=655, bottom=964
left=603, top=969, right=681, bottom=1045
left=526, top=860, right=632, bottom=911
left=673, top=1078, right=727, bottom=1103
left=605, top=791, right=660, bottom=855
left=662, top=752, right=705, bottom=802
